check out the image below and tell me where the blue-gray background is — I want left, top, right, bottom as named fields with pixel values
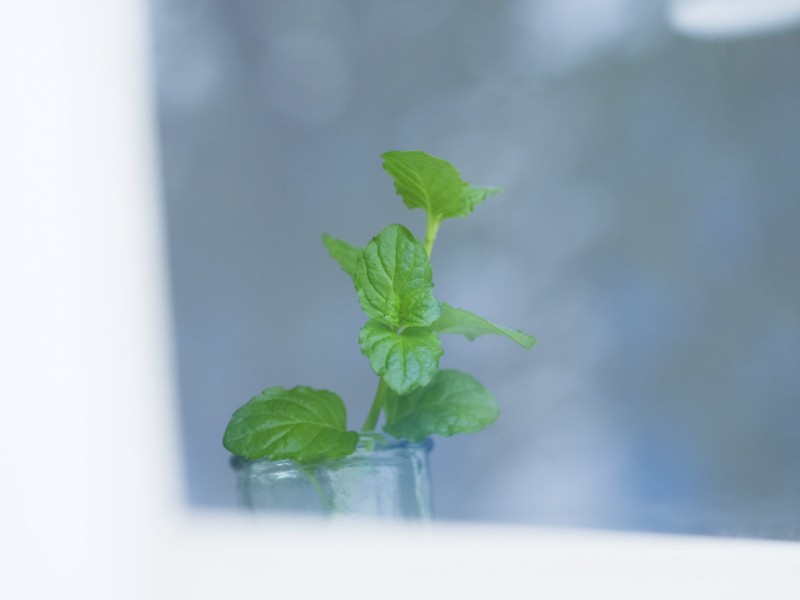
left=150, top=0, right=800, bottom=539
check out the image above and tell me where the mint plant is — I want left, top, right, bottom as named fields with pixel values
left=223, top=150, right=536, bottom=463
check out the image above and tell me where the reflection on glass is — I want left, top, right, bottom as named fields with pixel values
left=150, top=0, right=800, bottom=540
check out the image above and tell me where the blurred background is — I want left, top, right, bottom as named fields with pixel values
left=149, top=0, right=800, bottom=539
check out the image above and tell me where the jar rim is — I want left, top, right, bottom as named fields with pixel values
left=229, top=434, right=433, bottom=470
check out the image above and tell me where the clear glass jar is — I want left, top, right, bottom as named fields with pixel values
left=231, top=435, right=433, bottom=520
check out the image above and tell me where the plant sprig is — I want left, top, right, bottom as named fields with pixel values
left=223, top=151, right=535, bottom=462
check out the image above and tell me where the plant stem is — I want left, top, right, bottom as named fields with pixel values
left=299, top=464, right=333, bottom=512
left=361, top=378, right=389, bottom=432
left=424, top=217, right=440, bottom=258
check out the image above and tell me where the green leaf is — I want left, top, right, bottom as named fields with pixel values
left=460, top=184, right=503, bottom=214
left=359, top=319, right=443, bottom=395
left=354, top=224, right=442, bottom=327
left=322, top=234, right=362, bottom=279
left=222, top=386, right=359, bottom=462
left=432, top=303, right=537, bottom=349
left=383, top=370, right=499, bottom=441
left=381, top=151, right=499, bottom=222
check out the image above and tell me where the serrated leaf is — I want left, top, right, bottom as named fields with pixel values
left=381, top=151, right=500, bottom=222
left=222, top=386, right=358, bottom=462
left=383, top=370, right=499, bottom=441
left=359, top=319, right=443, bottom=395
left=432, top=303, right=537, bottom=349
left=322, top=233, right=362, bottom=279
left=354, top=224, right=442, bottom=327
left=460, top=184, right=503, bottom=214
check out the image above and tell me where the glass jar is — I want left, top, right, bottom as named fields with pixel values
left=231, top=435, right=433, bottom=520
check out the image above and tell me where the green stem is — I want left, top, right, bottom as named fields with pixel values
left=299, top=465, right=333, bottom=512
left=361, top=378, right=389, bottom=432
left=424, top=217, right=441, bottom=258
